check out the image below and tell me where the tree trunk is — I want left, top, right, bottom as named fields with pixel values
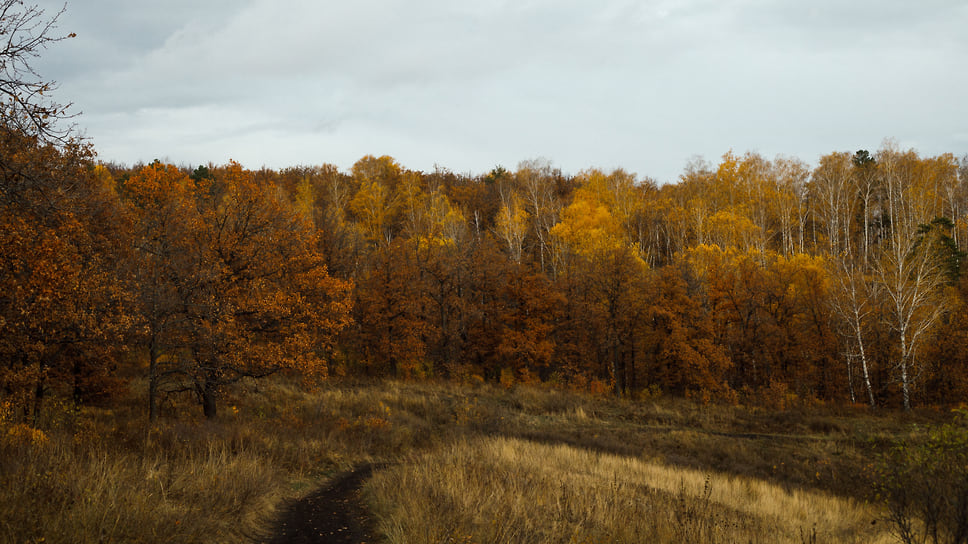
left=626, top=335, right=637, bottom=393
left=845, top=353, right=856, bottom=405
left=611, top=351, right=623, bottom=396
left=202, top=380, right=218, bottom=420
left=853, top=318, right=877, bottom=409
left=900, top=360, right=911, bottom=412
left=72, top=359, right=83, bottom=412
left=31, top=373, right=45, bottom=426
left=148, top=337, right=159, bottom=422
left=859, top=347, right=876, bottom=409
left=610, top=333, right=625, bottom=396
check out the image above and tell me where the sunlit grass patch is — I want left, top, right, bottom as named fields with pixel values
left=366, top=436, right=891, bottom=544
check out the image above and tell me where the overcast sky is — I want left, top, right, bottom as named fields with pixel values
left=31, top=0, right=968, bottom=183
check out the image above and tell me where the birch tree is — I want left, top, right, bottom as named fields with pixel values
left=828, top=258, right=878, bottom=407
left=876, top=148, right=952, bottom=410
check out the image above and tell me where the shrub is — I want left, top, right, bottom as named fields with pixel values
left=876, top=411, right=968, bottom=544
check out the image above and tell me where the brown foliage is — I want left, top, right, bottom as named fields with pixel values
left=0, top=128, right=129, bottom=421
left=121, top=161, right=352, bottom=419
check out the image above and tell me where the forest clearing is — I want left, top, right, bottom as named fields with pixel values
left=6, top=377, right=963, bottom=543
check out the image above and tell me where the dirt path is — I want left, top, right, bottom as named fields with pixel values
left=261, top=464, right=381, bottom=544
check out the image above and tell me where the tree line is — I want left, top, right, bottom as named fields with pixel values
left=5, top=0, right=968, bottom=422
left=3, top=123, right=968, bottom=420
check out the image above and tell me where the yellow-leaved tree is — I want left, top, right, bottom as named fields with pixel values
left=552, top=169, right=646, bottom=394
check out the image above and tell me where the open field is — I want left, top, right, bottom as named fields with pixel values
left=367, top=437, right=889, bottom=543
left=0, top=378, right=953, bottom=543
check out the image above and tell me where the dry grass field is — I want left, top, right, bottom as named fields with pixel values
left=367, top=436, right=892, bottom=543
left=0, top=378, right=950, bottom=543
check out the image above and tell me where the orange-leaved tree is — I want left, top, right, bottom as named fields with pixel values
left=121, top=162, right=202, bottom=421
left=0, top=128, right=128, bottom=423
left=638, top=266, right=732, bottom=398
left=123, top=161, right=352, bottom=419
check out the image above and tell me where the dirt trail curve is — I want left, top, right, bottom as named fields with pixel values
left=260, top=464, right=381, bottom=544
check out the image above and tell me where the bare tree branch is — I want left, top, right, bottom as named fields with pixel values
left=0, top=1, right=76, bottom=143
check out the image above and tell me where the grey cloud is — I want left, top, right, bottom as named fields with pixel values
left=20, top=0, right=968, bottom=182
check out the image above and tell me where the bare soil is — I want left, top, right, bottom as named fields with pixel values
left=261, top=464, right=380, bottom=544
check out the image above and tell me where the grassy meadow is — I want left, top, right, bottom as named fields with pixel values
left=0, top=378, right=951, bottom=543
left=367, top=437, right=888, bottom=543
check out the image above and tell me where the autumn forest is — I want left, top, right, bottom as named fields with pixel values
left=0, top=0, right=966, bottom=433
left=4, top=109, right=968, bottom=423
left=9, top=2, right=968, bottom=541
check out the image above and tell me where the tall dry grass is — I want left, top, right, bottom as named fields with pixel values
left=0, top=436, right=280, bottom=543
left=0, top=378, right=462, bottom=543
left=365, top=436, right=892, bottom=544
left=0, top=378, right=936, bottom=543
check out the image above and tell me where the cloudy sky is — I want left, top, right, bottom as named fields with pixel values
left=31, top=0, right=968, bottom=183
